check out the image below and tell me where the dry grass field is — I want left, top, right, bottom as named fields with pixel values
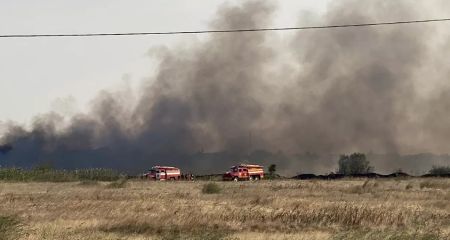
left=1, top=178, right=450, bottom=240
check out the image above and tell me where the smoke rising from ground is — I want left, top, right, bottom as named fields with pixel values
left=1, top=0, right=450, bottom=174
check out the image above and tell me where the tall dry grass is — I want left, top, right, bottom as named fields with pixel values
left=0, top=179, right=449, bottom=239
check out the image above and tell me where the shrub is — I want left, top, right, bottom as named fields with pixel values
left=419, top=180, right=450, bottom=190
left=32, top=169, right=77, bottom=182
left=337, top=153, right=374, bottom=175
left=405, top=183, right=414, bottom=190
left=0, top=168, right=27, bottom=181
left=268, top=164, right=276, bottom=175
left=0, top=168, right=122, bottom=182
left=333, top=229, right=441, bottom=240
left=100, top=221, right=229, bottom=240
left=78, top=180, right=99, bottom=186
left=74, top=169, right=122, bottom=181
left=107, top=178, right=128, bottom=188
left=266, top=164, right=280, bottom=180
left=202, top=182, right=221, bottom=194
left=429, top=166, right=450, bottom=175
left=0, top=215, right=20, bottom=240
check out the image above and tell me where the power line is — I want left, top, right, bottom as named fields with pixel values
left=1, top=18, right=450, bottom=38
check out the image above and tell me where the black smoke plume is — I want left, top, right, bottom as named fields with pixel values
left=1, top=0, right=450, bottom=175
left=0, top=144, right=12, bottom=154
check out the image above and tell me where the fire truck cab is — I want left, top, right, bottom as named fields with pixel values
left=223, top=164, right=264, bottom=181
left=145, top=166, right=181, bottom=181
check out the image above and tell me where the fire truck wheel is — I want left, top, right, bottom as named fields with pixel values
left=233, top=177, right=239, bottom=182
left=254, top=176, right=260, bottom=181
left=249, top=176, right=254, bottom=181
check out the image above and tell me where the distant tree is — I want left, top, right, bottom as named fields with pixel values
left=429, top=166, right=450, bottom=175
left=268, top=164, right=277, bottom=176
left=337, top=153, right=373, bottom=175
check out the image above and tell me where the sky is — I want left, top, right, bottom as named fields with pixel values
left=0, top=0, right=329, bottom=126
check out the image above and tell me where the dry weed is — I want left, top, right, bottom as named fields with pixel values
left=0, top=179, right=449, bottom=239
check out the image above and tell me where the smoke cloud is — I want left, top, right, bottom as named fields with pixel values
left=1, top=0, right=450, bottom=175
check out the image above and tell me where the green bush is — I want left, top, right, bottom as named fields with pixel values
left=73, top=169, right=122, bottom=181
left=266, top=164, right=280, bottom=180
left=0, top=168, right=122, bottom=182
left=338, top=153, right=374, bottom=175
left=202, top=182, right=221, bottom=194
left=31, top=169, right=77, bottom=182
left=0, top=216, right=20, bottom=240
left=429, top=166, right=450, bottom=175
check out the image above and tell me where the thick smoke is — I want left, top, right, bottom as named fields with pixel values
left=1, top=0, right=450, bottom=174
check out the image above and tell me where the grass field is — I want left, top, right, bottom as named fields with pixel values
left=0, top=178, right=449, bottom=240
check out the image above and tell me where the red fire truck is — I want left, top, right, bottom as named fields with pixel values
left=144, top=166, right=181, bottom=181
left=223, top=164, right=264, bottom=181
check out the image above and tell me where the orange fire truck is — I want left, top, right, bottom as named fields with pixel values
left=144, top=166, right=181, bottom=181
left=223, top=164, right=264, bottom=181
